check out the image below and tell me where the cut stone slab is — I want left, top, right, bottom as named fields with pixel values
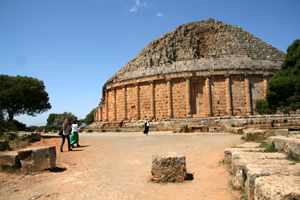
left=232, top=158, right=294, bottom=187
left=254, top=175, right=300, bottom=200
left=232, top=152, right=287, bottom=164
left=30, top=132, right=41, bottom=141
left=243, top=128, right=266, bottom=140
left=245, top=164, right=300, bottom=200
left=0, top=151, right=19, bottom=169
left=226, top=126, right=244, bottom=134
left=224, top=147, right=266, bottom=164
left=268, top=136, right=300, bottom=155
left=17, top=146, right=56, bottom=172
left=151, top=152, right=187, bottom=182
left=236, top=142, right=261, bottom=148
left=265, top=129, right=289, bottom=137
left=0, top=140, right=9, bottom=151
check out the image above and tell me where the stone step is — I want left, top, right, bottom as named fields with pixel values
left=268, top=136, right=300, bottom=155
left=254, top=175, right=300, bottom=200
left=245, top=164, right=300, bottom=200
left=224, top=147, right=266, bottom=164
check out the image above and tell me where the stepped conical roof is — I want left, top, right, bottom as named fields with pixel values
left=106, top=18, right=285, bottom=85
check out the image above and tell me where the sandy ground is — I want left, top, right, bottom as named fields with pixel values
left=0, top=131, right=243, bottom=200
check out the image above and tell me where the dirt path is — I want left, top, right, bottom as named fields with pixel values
left=0, top=132, right=243, bottom=200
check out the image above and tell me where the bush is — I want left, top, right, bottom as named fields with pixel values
left=254, top=99, right=274, bottom=114
left=183, top=125, right=189, bottom=133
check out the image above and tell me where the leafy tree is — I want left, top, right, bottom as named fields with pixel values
left=0, top=75, right=51, bottom=121
left=266, top=39, right=300, bottom=111
left=47, top=113, right=58, bottom=125
left=254, top=99, right=274, bottom=114
left=85, top=109, right=94, bottom=125
left=54, top=112, right=77, bottom=127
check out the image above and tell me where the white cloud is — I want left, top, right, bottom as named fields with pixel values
left=129, top=0, right=147, bottom=12
left=157, top=13, right=163, bottom=17
left=130, top=5, right=138, bottom=12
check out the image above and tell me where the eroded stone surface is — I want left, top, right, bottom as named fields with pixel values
left=224, top=147, right=266, bottom=164
left=0, top=140, right=9, bottom=151
left=237, top=142, right=261, bottom=148
left=18, top=146, right=56, bottom=172
left=151, top=152, right=187, bottom=182
left=245, top=164, right=300, bottom=200
left=0, top=151, right=19, bottom=168
left=254, top=175, right=300, bottom=200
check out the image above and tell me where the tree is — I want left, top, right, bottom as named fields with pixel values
left=47, top=113, right=58, bottom=125
left=85, top=109, right=94, bottom=125
left=0, top=75, right=51, bottom=121
left=266, top=39, right=300, bottom=111
left=254, top=99, right=274, bottom=114
left=54, top=112, right=77, bottom=127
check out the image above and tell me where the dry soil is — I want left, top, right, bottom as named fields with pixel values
left=0, top=131, right=243, bottom=200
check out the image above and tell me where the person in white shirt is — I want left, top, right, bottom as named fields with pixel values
left=70, top=120, right=80, bottom=147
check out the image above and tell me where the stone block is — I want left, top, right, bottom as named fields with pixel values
left=151, top=152, right=187, bottom=182
left=31, top=132, right=41, bottom=141
left=17, top=146, right=56, bottom=172
left=0, top=151, right=19, bottom=168
left=265, top=129, right=289, bottom=137
left=232, top=151, right=287, bottom=164
left=237, top=142, right=261, bottom=148
left=254, top=175, right=300, bottom=200
left=243, top=128, right=266, bottom=140
left=232, top=158, right=293, bottom=186
left=245, top=164, right=300, bottom=200
left=224, top=147, right=266, bottom=164
left=287, top=138, right=300, bottom=156
left=0, top=140, right=9, bottom=151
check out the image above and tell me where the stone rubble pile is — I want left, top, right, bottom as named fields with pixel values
left=224, top=133, right=300, bottom=199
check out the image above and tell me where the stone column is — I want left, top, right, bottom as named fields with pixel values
left=205, top=75, right=212, bottom=117
left=185, top=77, right=192, bottom=118
left=135, top=83, right=140, bottom=120
left=149, top=80, right=155, bottom=120
left=99, top=107, right=102, bottom=122
left=94, top=108, right=97, bottom=122
left=105, top=90, right=108, bottom=121
left=225, top=74, right=232, bottom=116
left=122, top=85, right=127, bottom=120
left=112, top=87, right=116, bottom=121
left=244, top=74, right=252, bottom=115
left=167, top=78, right=173, bottom=118
left=263, top=74, right=268, bottom=98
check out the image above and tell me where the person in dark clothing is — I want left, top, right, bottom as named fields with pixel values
left=60, top=118, right=72, bottom=152
left=143, top=119, right=150, bottom=136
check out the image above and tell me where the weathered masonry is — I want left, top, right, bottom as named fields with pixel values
left=94, top=19, right=285, bottom=122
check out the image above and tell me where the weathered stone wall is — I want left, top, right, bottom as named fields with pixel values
left=172, top=78, right=187, bottom=118
left=94, top=18, right=286, bottom=122
left=231, top=75, right=246, bottom=116
left=211, top=75, right=227, bottom=116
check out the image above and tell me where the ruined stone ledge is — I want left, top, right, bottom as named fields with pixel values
left=245, top=164, right=300, bottom=200
left=224, top=146, right=266, bottom=164
left=254, top=175, right=300, bottom=200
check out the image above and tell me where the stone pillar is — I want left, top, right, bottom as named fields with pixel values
left=263, top=74, right=268, bottom=98
left=205, top=75, right=212, bottom=117
left=225, top=74, right=232, bottom=116
left=122, top=85, right=127, bottom=120
left=112, top=87, right=116, bottom=121
left=167, top=78, right=173, bottom=118
left=94, top=108, right=97, bottom=122
left=149, top=80, right=155, bottom=120
left=185, top=77, right=192, bottom=118
left=105, top=90, right=108, bottom=121
left=244, top=74, right=252, bottom=115
left=99, top=107, right=102, bottom=122
left=135, top=83, right=140, bottom=120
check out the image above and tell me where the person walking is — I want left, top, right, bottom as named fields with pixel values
left=60, top=118, right=72, bottom=152
left=70, top=120, right=80, bottom=148
left=143, top=119, right=150, bottom=136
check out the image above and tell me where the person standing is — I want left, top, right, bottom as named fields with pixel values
left=143, top=119, right=150, bottom=136
left=70, top=120, right=80, bottom=148
left=60, top=118, right=72, bottom=152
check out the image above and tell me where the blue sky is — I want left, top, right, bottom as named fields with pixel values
left=0, top=0, right=299, bottom=126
